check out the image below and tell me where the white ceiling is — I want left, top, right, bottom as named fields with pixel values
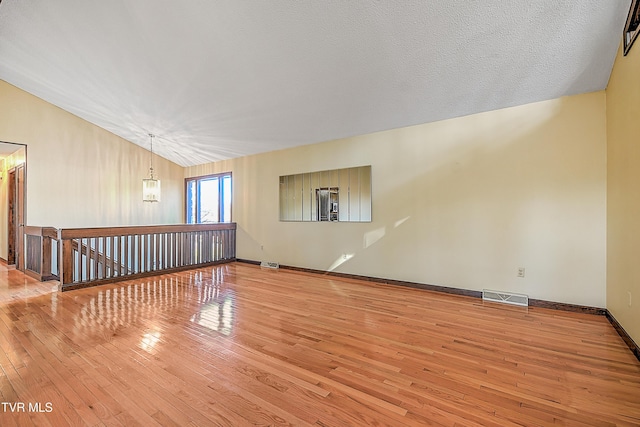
left=0, top=141, right=22, bottom=157
left=0, top=1, right=631, bottom=167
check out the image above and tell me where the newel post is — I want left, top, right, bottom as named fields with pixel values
left=58, top=230, right=74, bottom=286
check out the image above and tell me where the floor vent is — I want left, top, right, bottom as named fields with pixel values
left=482, top=289, right=528, bottom=307
left=260, top=261, right=280, bottom=269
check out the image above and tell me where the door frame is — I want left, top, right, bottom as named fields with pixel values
left=3, top=141, right=27, bottom=269
left=7, top=164, right=25, bottom=269
left=7, top=168, right=16, bottom=265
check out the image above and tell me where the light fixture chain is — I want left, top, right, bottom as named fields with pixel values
left=149, top=133, right=155, bottom=179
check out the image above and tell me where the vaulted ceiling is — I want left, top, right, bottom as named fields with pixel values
left=0, top=1, right=631, bottom=166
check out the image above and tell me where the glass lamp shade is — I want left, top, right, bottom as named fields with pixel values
left=142, top=178, right=161, bottom=202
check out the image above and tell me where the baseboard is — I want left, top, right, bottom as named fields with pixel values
left=528, top=299, right=606, bottom=315
left=237, top=259, right=482, bottom=297
left=0, top=258, right=17, bottom=270
left=237, top=258, right=261, bottom=266
left=235, top=259, right=640, bottom=362
left=605, top=310, right=640, bottom=362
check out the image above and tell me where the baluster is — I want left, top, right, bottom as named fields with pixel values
left=56, top=224, right=235, bottom=290
left=123, top=234, right=129, bottom=276
left=155, top=233, right=160, bottom=270
left=85, top=238, right=92, bottom=282
left=109, top=235, right=115, bottom=278
left=138, top=234, right=144, bottom=273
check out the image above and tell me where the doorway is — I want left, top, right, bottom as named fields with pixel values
left=2, top=142, right=27, bottom=270
left=7, top=165, right=25, bottom=269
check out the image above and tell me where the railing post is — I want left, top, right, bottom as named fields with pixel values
left=42, top=227, right=58, bottom=280
left=59, top=233, right=74, bottom=286
left=231, top=226, right=236, bottom=259
left=22, top=226, right=60, bottom=282
left=42, top=234, right=52, bottom=278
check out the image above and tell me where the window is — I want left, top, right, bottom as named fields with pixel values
left=186, top=172, right=232, bottom=223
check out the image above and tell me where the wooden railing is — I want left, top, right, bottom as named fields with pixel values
left=24, top=226, right=59, bottom=281
left=58, top=223, right=236, bottom=291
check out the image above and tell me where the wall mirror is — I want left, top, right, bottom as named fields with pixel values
left=279, top=166, right=371, bottom=222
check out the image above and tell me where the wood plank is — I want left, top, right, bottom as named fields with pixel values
left=1, top=262, right=639, bottom=426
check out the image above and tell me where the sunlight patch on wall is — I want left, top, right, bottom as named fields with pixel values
left=394, top=216, right=410, bottom=228
left=327, top=253, right=355, bottom=271
left=364, top=227, right=386, bottom=248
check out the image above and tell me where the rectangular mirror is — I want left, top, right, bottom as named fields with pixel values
left=279, top=166, right=371, bottom=222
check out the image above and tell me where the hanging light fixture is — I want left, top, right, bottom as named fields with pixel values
left=142, top=133, right=161, bottom=202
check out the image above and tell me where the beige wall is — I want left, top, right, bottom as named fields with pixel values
left=0, top=81, right=184, bottom=260
left=0, top=79, right=611, bottom=310
left=606, top=42, right=640, bottom=345
left=187, top=92, right=608, bottom=307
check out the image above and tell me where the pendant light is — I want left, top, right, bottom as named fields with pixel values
left=142, top=133, right=161, bottom=202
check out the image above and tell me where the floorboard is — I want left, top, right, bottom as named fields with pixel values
left=0, top=262, right=638, bottom=426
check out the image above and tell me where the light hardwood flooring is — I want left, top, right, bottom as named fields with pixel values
left=0, top=262, right=639, bottom=426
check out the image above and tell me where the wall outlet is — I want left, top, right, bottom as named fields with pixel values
left=261, top=245, right=264, bottom=251
left=517, top=267, right=525, bottom=278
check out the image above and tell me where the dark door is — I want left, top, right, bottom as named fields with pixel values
left=7, top=164, right=25, bottom=269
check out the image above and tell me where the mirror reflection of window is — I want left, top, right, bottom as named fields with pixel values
left=279, top=166, right=371, bottom=222
left=316, top=187, right=338, bottom=221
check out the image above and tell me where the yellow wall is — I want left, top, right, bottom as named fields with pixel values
left=187, top=92, right=608, bottom=307
left=0, top=80, right=184, bottom=260
left=0, top=79, right=613, bottom=311
left=606, top=42, right=640, bottom=345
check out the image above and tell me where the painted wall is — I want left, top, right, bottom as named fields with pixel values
left=0, top=79, right=610, bottom=309
left=606, top=41, right=640, bottom=345
left=0, top=80, right=184, bottom=260
left=187, top=92, right=607, bottom=307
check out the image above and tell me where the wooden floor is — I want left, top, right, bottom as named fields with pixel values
left=0, top=262, right=639, bottom=426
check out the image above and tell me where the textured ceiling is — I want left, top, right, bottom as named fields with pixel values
left=0, top=1, right=631, bottom=167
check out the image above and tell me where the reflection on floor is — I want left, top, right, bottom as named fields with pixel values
left=0, top=261, right=58, bottom=303
left=0, top=262, right=639, bottom=426
left=73, top=269, right=234, bottom=339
